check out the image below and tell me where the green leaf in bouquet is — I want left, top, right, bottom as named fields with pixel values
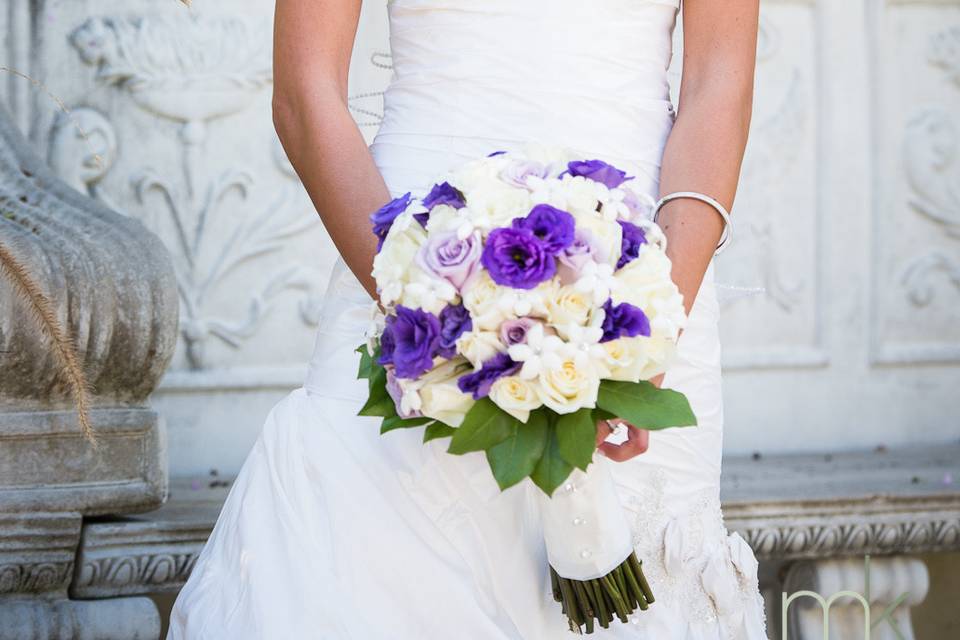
left=380, top=415, right=434, bottom=435
left=531, top=419, right=575, bottom=496
left=555, top=408, right=597, bottom=471
left=447, top=397, right=519, bottom=455
left=358, top=366, right=396, bottom=418
left=355, top=343, right=378, bottom=380
left=423, top=422, right=456, bottom=443
left=596, top=380, right=697, bottom=430
left=486, top=410, right=548, bottom=490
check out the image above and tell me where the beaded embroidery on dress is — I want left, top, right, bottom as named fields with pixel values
left=168, top=1, right=769, bottom=637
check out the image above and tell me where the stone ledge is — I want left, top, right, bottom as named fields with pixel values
left=69, top=444, right=960, bottom=598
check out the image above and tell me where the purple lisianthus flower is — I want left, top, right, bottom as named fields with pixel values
left=565, top=160, right=633, bottom=189
left=378, top=317, right=397, bottom=366
left=437, top=303, right=472, bottom=359
left=457, top=352, right=521, bottom=400
left=416, top=231, right=482, bottom=290
left=370, top=193, right=413, bottom=251
left=481, top=227, right=556, bottom=289
left=499, top=317, right=539, bottom=346
left=616, top=220, right=648, bottom=269
left=386, top=368, right=422, bottom=418
left=557, top=229, right=605, bottom=285
left=391, top=305, right=442, bottom=379
left=600, top=299, right=651, bottom=343
left=500, top=160, right=551, bottom=189
left=512, top=205, right=575, bottom=254
left=423, top=182, right=466, bottom=211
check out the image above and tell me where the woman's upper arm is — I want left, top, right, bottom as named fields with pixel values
left=273, top=0, right=362, bottom=100
left=679, top=0, right=760, bottom=97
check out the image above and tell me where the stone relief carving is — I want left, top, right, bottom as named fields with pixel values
left=46, top=107, right=118, bottom=208
left=72, top=553, right=197, bottom=597
left=67, top=14, right=325, bottom=369
left=928, top=24, right=960, bottom=88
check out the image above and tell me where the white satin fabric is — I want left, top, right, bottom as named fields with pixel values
left=168, top=1, right=767, bottom=638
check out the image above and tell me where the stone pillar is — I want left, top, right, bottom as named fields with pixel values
left=0, top=101, right=177, bottom=639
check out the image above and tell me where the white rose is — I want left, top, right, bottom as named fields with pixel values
left=456, top=329, right=504, bottom=368
left=372, top=213, right=428, bottom=304
left=538, top=357, right=600, bottom=414
left=462, top=272, right=513, bottom=330
left=420, top=381, right=474, bottom=428
left=546, top=284, right=593, bottom=327
left=425, top=204, right=463, bottom=234
left=602, top=336, right=676, bottom=383
left=414, top=359, right=475, bottom=427
left=612, top=246, right=686, bottom=339
left=489, top=376, right=543, bottom=423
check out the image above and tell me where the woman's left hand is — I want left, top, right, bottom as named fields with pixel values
left=594, top=373, right=664, bottom=462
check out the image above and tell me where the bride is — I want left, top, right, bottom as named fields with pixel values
left=169, top=0, right=766, bottom=638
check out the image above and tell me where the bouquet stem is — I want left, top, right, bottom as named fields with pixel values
left=550, top=551, right=654, bottom=634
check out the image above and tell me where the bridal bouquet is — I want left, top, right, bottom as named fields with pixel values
left=357, top=147, right=696, bottom=633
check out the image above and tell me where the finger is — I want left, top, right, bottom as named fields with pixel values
left=595, top=420, right=613, bottom=447
left=626, top=426, right=650, bottom=454
left=597, top=426, right=651, bottom=461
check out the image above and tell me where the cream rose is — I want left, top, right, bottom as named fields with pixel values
left=546, top=284, right=593, bottom=327
left=489, top=375, right=543, bottom=422
left=455, top=329, right=504, bottom=368
left=420, top=381, right=474, bottom=428
left=372, top=213, right=428, bottom=305
left=538, top=358, right=599, bottom=414
left=572, top=214, right=623, bottom=267
left=602, top=336, right=675, bottom=383
left=462, top=272, right=513, bottom=330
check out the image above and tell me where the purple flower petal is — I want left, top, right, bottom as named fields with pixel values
left=564, top=160, right=633, bottom=189
left=457, top=352, right=520, bottom=399
left=511, top=204, right=575, bottom=254
left=437, top=304, right=472, bottom=359
left=370, top=193, right=413, bottom=251
left=481, top=227, right=556, bottom=290
left=391, top=306, right=442, bottom=379
left=616, top=220, right=648, bottom=269
left=600, top=299, right=651, bottom=343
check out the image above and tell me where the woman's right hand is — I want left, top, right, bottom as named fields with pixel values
left=595, top=419, right=650, bottom=462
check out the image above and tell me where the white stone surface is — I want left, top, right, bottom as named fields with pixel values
left=1, top=0, right=957, bottom=474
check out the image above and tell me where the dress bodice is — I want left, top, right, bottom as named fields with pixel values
left=372, top=0, right=682, bottom=197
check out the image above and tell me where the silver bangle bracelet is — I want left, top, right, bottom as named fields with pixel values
left=653, top=191, right=732, bottom=256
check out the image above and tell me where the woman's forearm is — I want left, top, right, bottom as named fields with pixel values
left=657, top=0, right=759, bottom=315
left=274, top=90, right=388, bottom=297
left=273, top=0, right=389, bottom=298
left=658, top=81, right=753, bottom=314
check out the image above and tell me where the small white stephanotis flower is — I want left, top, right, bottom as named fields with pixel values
left=556, top=322, right=610, bottom=377
left=494, top=283, right=550, bottom=319
left=507, top=323, right=565, bottom=380
left=573, top=261, right=621, bottom=306
left=599, top=187, right=631, bottom=221
left=401, top=269, right=458, bottom=315
left=365, top=302, right=386, bottom=356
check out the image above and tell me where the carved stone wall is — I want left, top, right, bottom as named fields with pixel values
left=1, top=0, right=957, bottom=475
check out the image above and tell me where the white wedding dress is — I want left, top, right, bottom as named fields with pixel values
left=168, top=1, right=768, bottom=638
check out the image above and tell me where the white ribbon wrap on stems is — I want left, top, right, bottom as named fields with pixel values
left=536, top=456, right=634, bottom=580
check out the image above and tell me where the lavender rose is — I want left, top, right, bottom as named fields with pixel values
left=437, top=303, right=473, bottom=359
left=500, top=160, right=551, bottom=189
left=416, top=231, right=482, bottom=290
left=457, top=352, right=521, bottom=400
left=557, top=229, right=605, bottom=285
left=499, top=317, right=539, bottom=346
left=512, top=204, right=575, bottom=254
left=481, top=227, right=556, bottom=289
left=391, top=305, right=442, bottom=379
left=565, top=160, right=633, bottom=189
left=370, top=193, right=413, bottom=251
left=600, top=299, right=651, bottom=343
left=616, top=220, right=648, bottom=269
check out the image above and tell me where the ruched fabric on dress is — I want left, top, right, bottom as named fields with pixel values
left=168, top=1, right=767, bottom=637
